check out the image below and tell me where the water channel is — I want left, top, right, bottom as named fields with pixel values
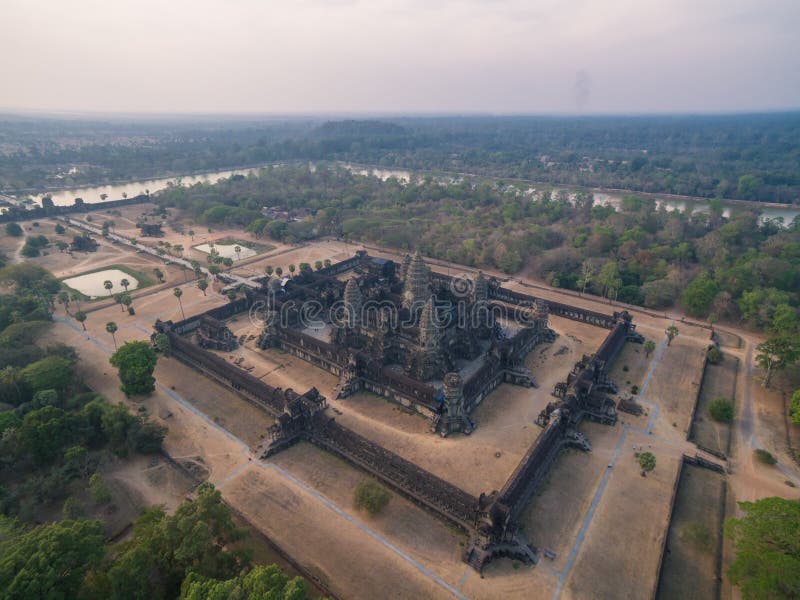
left=14, top=162, right=799, bottom=225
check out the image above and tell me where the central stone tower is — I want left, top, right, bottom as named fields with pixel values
left=402, top=249, right=430, bottom=313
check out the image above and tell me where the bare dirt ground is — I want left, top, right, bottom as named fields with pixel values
left=656, top=463, right=725, bottom=600
left=692, top=355, right=739, bottom=456
left=221, top=313, right=605, bottom=496
left=563, top=429, right=682, bottom=600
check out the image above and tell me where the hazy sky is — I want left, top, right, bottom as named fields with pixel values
left=2, top=0, right=799, bottom=114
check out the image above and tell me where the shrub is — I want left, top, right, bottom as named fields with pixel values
left=790, top=390, right=800, bottom=426
left=754, top=449, right=776, bottom=465
left=709, top=397, right=734, bottom=423
left=353, top=478, right=390, bottom=516
left=707, top=347, right=724, bottom=364
left=89, top=473, right=111, bottom=504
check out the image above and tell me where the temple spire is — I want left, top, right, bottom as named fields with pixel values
left=343, top=278, right=362, bottom=327
left=418, top=297, right=439, bottom=349
left=403, top=249, right=429, bottom=312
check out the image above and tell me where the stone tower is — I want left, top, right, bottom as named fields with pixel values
left=418, top=297, right=439, bottom=351
left=473, top=271, right=488, bottom=303
left=435, top=372, right=474, bottom=437
left=400, top=253, right=412, bottom=282
left=402, top=250, right=430, bottom=312
left=343, top=278, right=362, bottom=328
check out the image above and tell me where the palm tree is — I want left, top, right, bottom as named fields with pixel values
left=75, top=311, right=87, bottom=331
left=234, top=245, right=242, bottom=261
left=153, top=268, right=164, bottom=283
left=114, top=293, right=125, bottom=312
left=666, top=324, right=679, bottom=346
left=189, top=229, right=195, bottom=241
left=264, top=265, right=273, bottom=276
left=120, top=278, right=130, bottom=292
left=106, top=322, right=118, bottom=349
left=197, top=279, right=208, bottom=296
left=103, top=280, right=113, bottom=297
left=288, top=264, right=296, bottom=276
left=275, top=267, right=283, bottom=277
left=173, top=287, right=185, bottom=320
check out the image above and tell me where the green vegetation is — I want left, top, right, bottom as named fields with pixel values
left=707, top=346, right=724, bottom=364
left=0, top=484, right=317, bottom=600
left=638, top=451, right=656, bottom=473
left=3, top=114, right=800, bottom=204
left=0, top=263, right=313, bottom=600
left=20, top=234, right=49, bottom=257
left=353, top=478, right=390, bottom=516
left=724, top=497, right=800, bottom=599
left=791, top=390, right=800, bottom=425
left=754, top=449, right=777, bottom=465
left=109, top=341, right=158, bottom=397
left=708, top=397, right=734, bottom=423
left=156, top=166, right=800, bottom=358
left=5, top=222, right=23, bottom=237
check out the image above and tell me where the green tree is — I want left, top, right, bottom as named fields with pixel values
left=100, top=483, right=249, bottom=599
left=18, top=406, right=77, bottom=464
left=264, top=265, right=273, bottom=276
left=153, top=267, right=165, bottom=283
left=180, top=564, right=310, bottom=600
left=103, top=280, right=113, bottom=297
left=5, top=222, right=23, bottom=237
left=709, top=397, right=734, bottom=422
left=682, top=272, right=719, bottom=317
left=791, top=390, right=800, bottom=426
left=75, top=310, right=87, bottom=331
left=64, top=444, right=90, bottom=479
left=109, top=341, right=158, bottom=396
left=120, top=278, right=130, bottom=292
left=638, top=451, right=656, bottom=473
left=597, top=261, right=620, bottom=300
left=665, top=324, right=679, bottom=346
left=755, top=336, right=799, bottom=388
left=106, top=321, right=118, bottom=349
left=643, top=340, right=656, bottom=358
left=89, top=473, right=112, bottom=504
left=353, top=478, right=390, bottom=516
left=173, top=287, right=185, bottom=320
left=0, top=517, right=105, bottom=599
left=22, top=355, right=73, bottom=393
left=724, top=497, right=800, bottom=599
left=197, top=279, right=208, bottom=296
left=153, top=332, right=171, bottom=356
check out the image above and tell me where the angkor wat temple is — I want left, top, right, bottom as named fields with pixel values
left=256, top=250, right=554, bottom=436
left=153, top=249, right=643, bottom=572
